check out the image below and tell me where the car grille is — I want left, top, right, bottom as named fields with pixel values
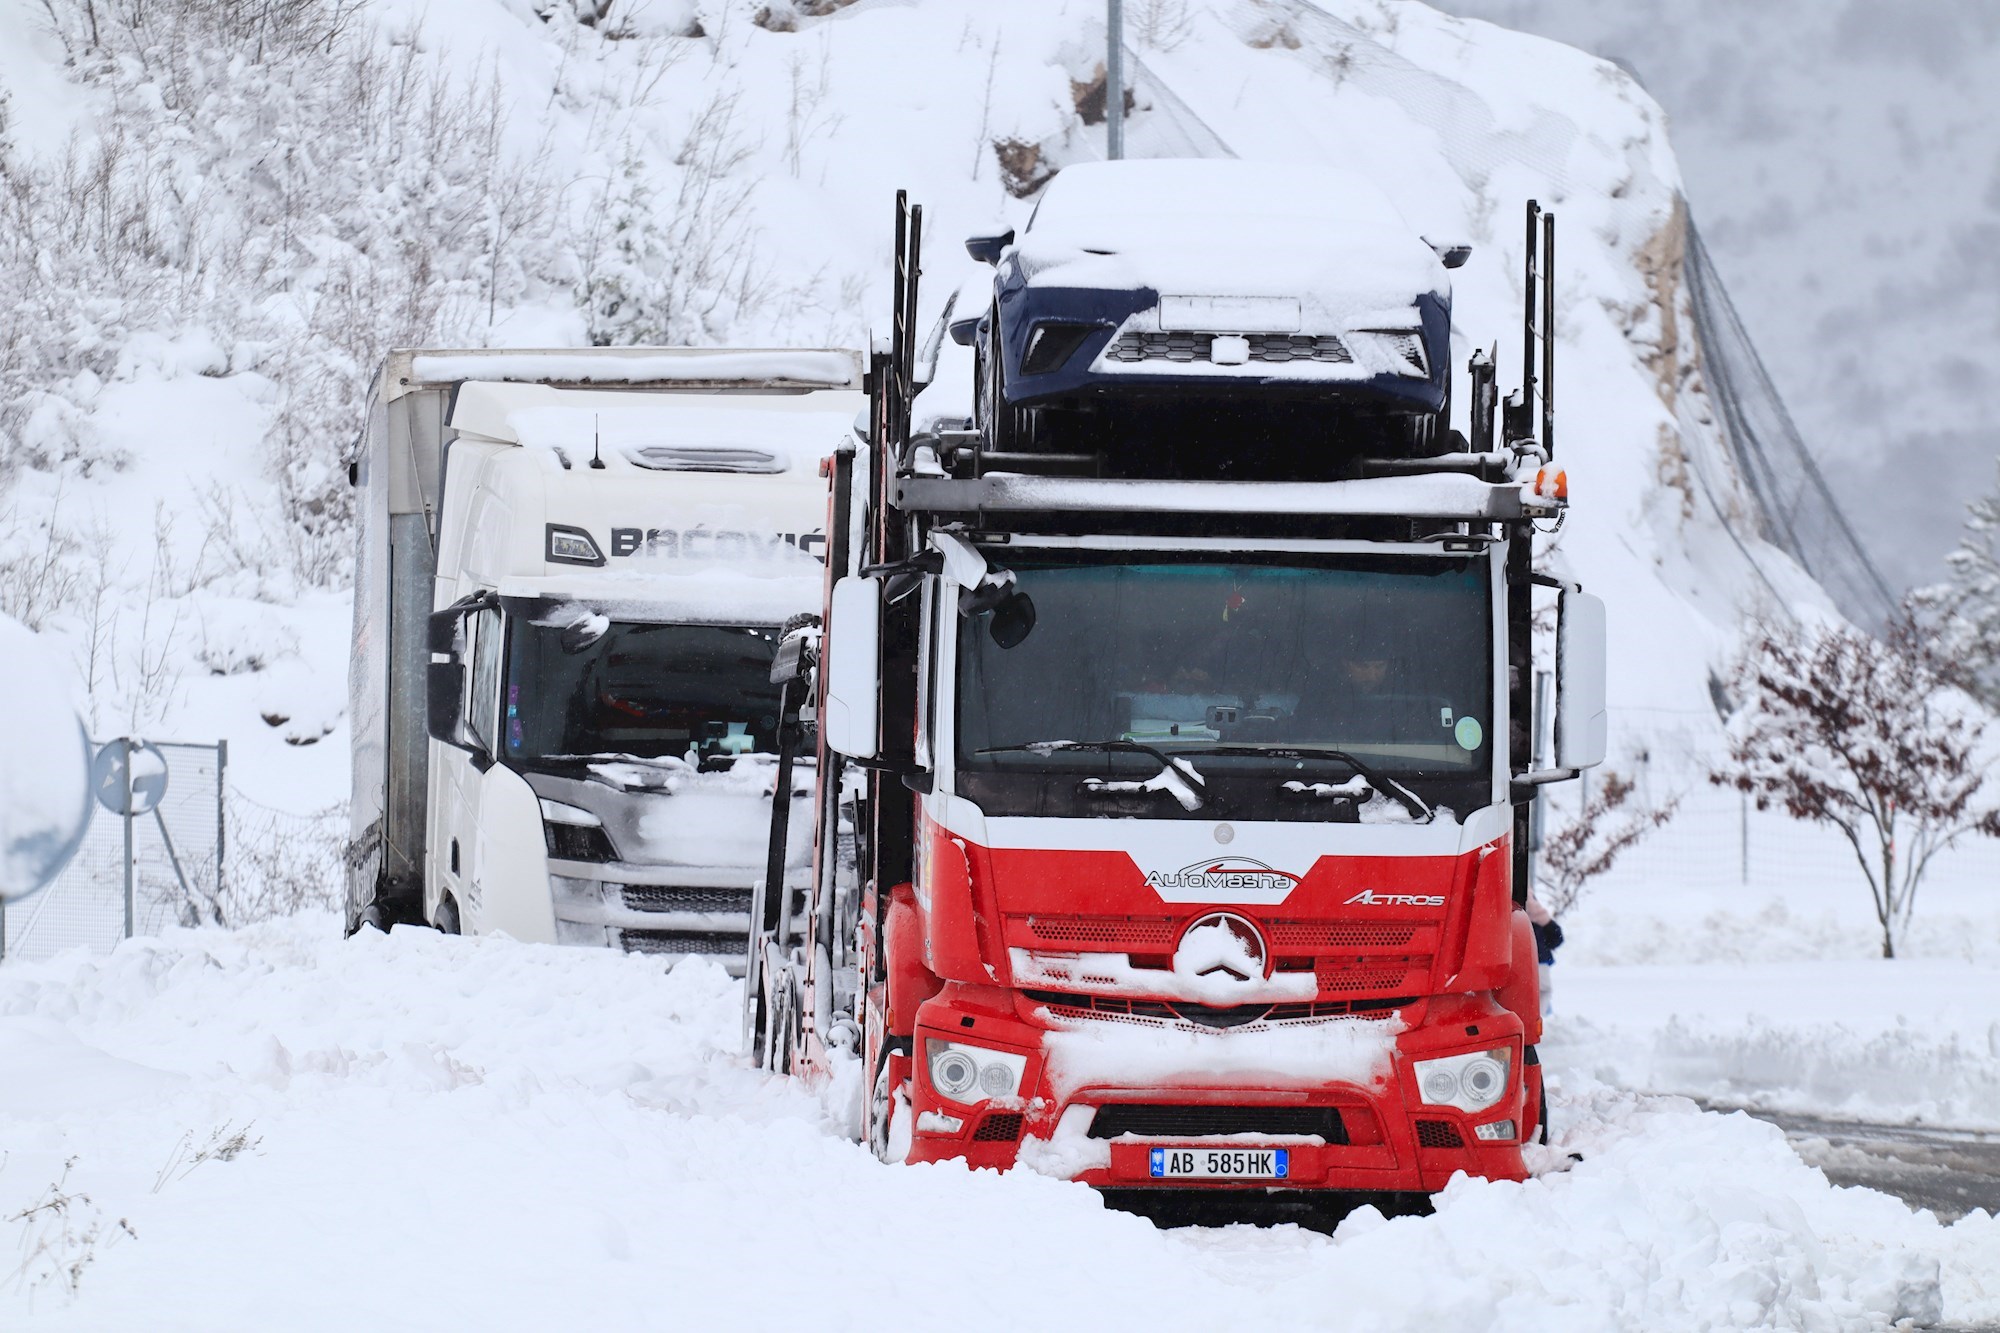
left=1105, top=330, right=1356, bottom=365
left=1088, top=1104, right=1347, bottom=1141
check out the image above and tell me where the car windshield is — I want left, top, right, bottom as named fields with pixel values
left=503, top=619, right=783, bottom=764
left=956, top=553, right=1493, bottom=800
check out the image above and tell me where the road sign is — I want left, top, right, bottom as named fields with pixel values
left=93, top=740, right=169, bottom=817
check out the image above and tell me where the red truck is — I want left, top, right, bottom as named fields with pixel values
left=750, top=190, right=1605, bottom=1205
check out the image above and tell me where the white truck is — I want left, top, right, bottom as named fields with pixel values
left=346, top=347, right=862, bottom=969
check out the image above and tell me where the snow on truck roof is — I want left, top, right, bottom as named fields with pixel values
left=399, top=347, right=860, bottom=391
left=449, top=381, right=863, bottom=477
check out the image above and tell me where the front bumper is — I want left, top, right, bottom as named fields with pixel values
left=904, top=985, right=1530, bottom=1193
left=548, top=858, right=808, bottom=974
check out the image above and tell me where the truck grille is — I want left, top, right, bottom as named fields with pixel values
left=618, top=930, right=745, bottom=973
left=972, top=1113, right=1024, bottom=1143
left=619, top=885, right=752, bottom=914
left=1267, top=921, right=1417, bottom=949
left=1018, top=915, right=1177, bottom=948
left=1314, top=957, right=1429, bottom=993
left=1025, top=990, right=1406, bottom=1030
left=1105, top=331, right=1355, bottom=365
left=1415, top=1120, right=1464, bottom=1149
left=1088, top=1104, right=1347, bottom=1142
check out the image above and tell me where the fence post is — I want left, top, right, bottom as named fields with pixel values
left=121, top=737, right=135, bottom=940
left=1740, top=790, right=1749, bottom=885
left=1106, top=0, right=1125, bottom=160
left=217, top=739, right=228, bottom=911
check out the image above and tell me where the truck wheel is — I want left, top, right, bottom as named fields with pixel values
left=867, top=1054, right=901, bottom=1162
left=432, top=893, right=461, bottom=936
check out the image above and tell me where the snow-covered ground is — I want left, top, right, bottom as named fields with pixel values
left=2, top=918, right=1994, bottom=1330
left=1551, top=960, right=2000, bottom=1132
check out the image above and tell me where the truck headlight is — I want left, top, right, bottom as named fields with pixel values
left=539, top=799, right=617, bottom=861
left=539, top=798, right=601, bottom=827
left=925, top=1040, right=1027, bottom=1104
left=1411, top=1048, right=1511, bottom=1113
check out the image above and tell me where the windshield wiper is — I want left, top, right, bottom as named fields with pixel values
left=974, top=739, right=1207, bottom=811
left=1163, top=744, right=1434, bottom=823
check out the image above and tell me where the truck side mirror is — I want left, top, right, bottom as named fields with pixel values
left=964, top=230, right=1014, bottom=265
left=948, top=315, right=982, bottom=347
left=428, top=608, right=463, bottom=657
left=1554, top=588, right=1607, bottom=770
left=427, top=661, right=466, bottom=743
left=822, top=576, right=882, bottom=761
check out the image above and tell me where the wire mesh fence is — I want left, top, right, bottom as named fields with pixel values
left=0, top=739, right=225, bottom=964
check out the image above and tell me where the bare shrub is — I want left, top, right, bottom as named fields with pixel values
left=1538, top=771, right=1679, bottom=916
left=579, top=84, right=766, bottom=346
left=1133, top=0, right=1195, bottom=51
left=6, top=1158, right=136, bottom=1300
left=152, top=1123, right=263, bottom=1194
left=221, top=796, right=345, bottom=922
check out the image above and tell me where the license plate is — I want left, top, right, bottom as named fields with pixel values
left=1148, top=1147, right=1289, bottom=1179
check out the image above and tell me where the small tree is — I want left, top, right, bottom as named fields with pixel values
left=1537, top=772, right=1679, bottom=916
left=1712, top=613, right=2000, bottom=958
left=1918, top=456, right=2000, bottom=710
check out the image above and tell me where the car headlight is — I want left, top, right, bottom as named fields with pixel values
left=1411, top=1047, right=1511, bottom=1113
left=1346, top=329, right=1429, bottom=376
left=925, top=1040, right=1027, bottom=1104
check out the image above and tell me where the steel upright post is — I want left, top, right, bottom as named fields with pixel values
left=121, top=738, right=135, bottom=940
left=1740, top=791, right=1750, bottom=885
left=216, top=738, right=228, bottom=906
left=1106, top=0, right=1125, bottom=160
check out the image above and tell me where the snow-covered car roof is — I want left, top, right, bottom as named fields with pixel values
left=1014, top=160, right=1447, bottom=312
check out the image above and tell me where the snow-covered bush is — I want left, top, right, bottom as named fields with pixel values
left=1, top=0, right=569, bottom=585
left=1711, top=614, right=2000, bottom=958
left=1919, top=457, right=2000, bottom=710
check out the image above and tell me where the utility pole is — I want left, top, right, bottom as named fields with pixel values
left=1106, top=0, right=1125, bottom=160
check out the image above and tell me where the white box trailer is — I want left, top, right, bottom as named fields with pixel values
left=347, top=347, right=862, bottom=970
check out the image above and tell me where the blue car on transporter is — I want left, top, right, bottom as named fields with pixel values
left=955, top=160, right=1469, bottom=467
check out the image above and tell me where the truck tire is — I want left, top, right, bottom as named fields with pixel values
left=867, top=1057, right=895, bottom=1161
left=432, top=893, right=461, bottom=936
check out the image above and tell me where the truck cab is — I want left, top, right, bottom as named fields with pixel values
left=756, top=190, right=1604, bottom=1203
left=348, top=349, right=862, bottom=970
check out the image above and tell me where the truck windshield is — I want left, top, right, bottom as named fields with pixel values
left=955, top=553, right=1493, bottom=816
left=503, top=619, right=784, bottom=764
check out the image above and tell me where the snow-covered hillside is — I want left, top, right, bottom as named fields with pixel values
left=1430, top=0, right=2000, bottom=597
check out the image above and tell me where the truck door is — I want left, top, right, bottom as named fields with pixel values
left=455, top=603, right=507, bottom=928
left=426, top=601, right=499, bottom=928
